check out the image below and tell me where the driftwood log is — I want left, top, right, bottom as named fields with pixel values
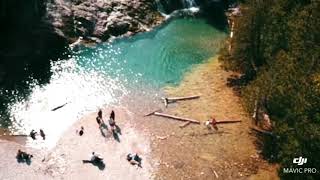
left=0, top=134, right=28, bottom=137
left=161, top=95, right=200, bottom=107
left=144, top=109, right=162, bottom=117
left=51, top=102, right=68, bottom=111
left=216, top=120, right=241, bottom=124
left=153, top=112, right=200, bottom=124
left=179, top=121, right=191, bottom=128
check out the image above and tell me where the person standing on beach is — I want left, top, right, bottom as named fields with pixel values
left=110, top=110, right=115, bottom=121
left=40, top=129, right=45, bottom=140
left=79, top=126, right=84, bottom=136
left=210, top=117, right=218, bottom=131
left=109, top=110, right=116, bottom=132
left=30, top=129, right=37, bottom=140
left=96, top=109, right=103, bottom=126
left=204, top=116, right=218, bottom=131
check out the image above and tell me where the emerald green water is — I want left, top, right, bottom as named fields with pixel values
left=4, top=18, right=226, bottom=148
left=75, top=18, right=226, bottom=88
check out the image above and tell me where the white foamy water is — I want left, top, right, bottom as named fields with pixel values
left=7, top=58, right=127, bottom=149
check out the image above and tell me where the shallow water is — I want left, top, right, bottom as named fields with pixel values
left=0, top=18, right=226, bottom=148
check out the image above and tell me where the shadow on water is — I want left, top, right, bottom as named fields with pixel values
left=0, top=0, right=69, bottom=128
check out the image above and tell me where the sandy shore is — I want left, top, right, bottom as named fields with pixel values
left=0, top=105, right=156, bottom=180
left=146, top=57, right=279, bottom=179
left=0, top=57, right=278, bottom=180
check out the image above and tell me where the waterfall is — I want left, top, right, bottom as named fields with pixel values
left=155, top=0, right=199, bottom=20
left=155, top=0, right=198, bottom=16
left=183, top=0, right=197, bottom=8
left=155, top=0, right=168, bottom=16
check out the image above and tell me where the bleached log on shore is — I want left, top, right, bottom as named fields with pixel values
left=216, top=120, right=241, bottom=124
left=161, top=95, right=200, bottom=107
left=164, top=95, right=200, bottom=101
left=179, top=121, right=191, bottom=128
left=153, top=112, right=200, bottom=124
left=144, top=109, right=162, bottom=117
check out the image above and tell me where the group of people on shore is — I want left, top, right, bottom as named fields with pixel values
left=85, top=109, right=142, bottom=168
left=16, top=149, right=33, bottom=162
left=16, top=129, right=46, bottom=162
left=17, top=109, right=142, bottom=168
left=205, top=116, right=218, bottom=130
left=96, top=109, right=116, bottom=132
left=29, top=129, right=46, bottom=140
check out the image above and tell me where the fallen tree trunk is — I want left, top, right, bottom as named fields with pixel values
left=216, top=120, right=241, bottom=124
left=153, top=112, right=200, bottom=124
left=163, top=95, right=200, bottom=101
left=0, top=134, right=28, bottom=137
left=179, top=121, right=191, bottom=128
left=144, top=109, right=162, bottom=117
left=161, top=95, right=200, bottom=107
left=251, top=127, right=275, bottom=137
left=51, top=102, right=68, bottom=111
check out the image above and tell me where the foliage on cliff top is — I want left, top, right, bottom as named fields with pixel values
left=219, top=0, right=320, bottom=179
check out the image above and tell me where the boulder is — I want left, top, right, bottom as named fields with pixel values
left=107, top=21, right=131, bottom=36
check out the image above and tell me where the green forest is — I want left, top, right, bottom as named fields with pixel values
left=219, top=0, right=320, bottom=179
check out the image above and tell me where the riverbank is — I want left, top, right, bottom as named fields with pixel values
left=147, top=57, right=279, bottom=179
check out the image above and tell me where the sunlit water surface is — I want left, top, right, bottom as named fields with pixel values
left=1, top=18, right=226, bottom=148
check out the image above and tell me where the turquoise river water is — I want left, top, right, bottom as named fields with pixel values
left=1, top=18, right=226, bottom=148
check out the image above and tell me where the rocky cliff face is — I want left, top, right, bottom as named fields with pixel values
left=46, top=0, right=164, bottom=42
left=0, top=0, right=164, bottom=85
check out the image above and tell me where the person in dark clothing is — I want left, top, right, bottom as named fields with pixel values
left=17, top=149, right=33, bottom=160
left=30, top=129, right=37, bottom=140
left=110, top=110, right=115, bottom=121
left=109, top=110, right=116, bottom=133
left=40, top=129, right=45, bottom=140
left=96, top=109, right=103, bottom=126
left=127, top=153, right=142, bottom=167
left=98, top=109, right=102, bottom=119
left=79, top=126, right=84, bottom=136
left=210, top=117, right=218, bottom=131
